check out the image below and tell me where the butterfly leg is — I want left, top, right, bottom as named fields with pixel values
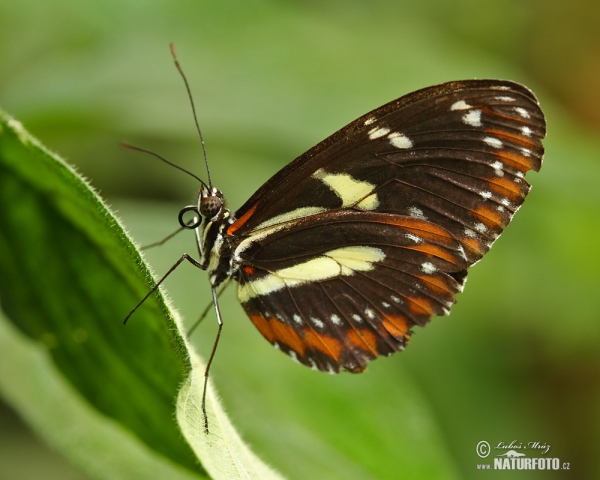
left=187, top=281, right=229, bottom=337
left=123, top=253, right=204, bottom=324
left=201, top=286, right=224, bottom=434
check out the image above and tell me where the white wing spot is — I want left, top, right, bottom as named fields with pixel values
left=313, top=168, right=377, bottom=209
left=451, top=100, right=472, bottom=110
left=480, top=190, right=493, bottom=199
left=388, top=132, right=413, bottom=149
left=408, top=206, right=427, bottom=219
left=405, top=233, right=422, bottom=243
left=368, top=126, right=390, bottom=139
left=293, top=314, right=303, bottom=324
left=484, top=137, right=503, bottom=149
left=521, top=126, right=532, bottom=137
left=491, top=161, right=504, bottom=177
left=382, top=301, right=391, bottom=308
left=464, top=228, right=477, bottom=238
left=495, top=96, right=515, bottom=102
left=501, top=198, right=511, bottom=207
left=391, top=295, right=402, bottom=304
left=330, top=314, right=342, bottom=325
left=474, top=222, right=488, bottom=233
left=364, top=116, right=376, bottom=126
left=351, top=314, right=363, bottom=323
left=311, top=317, right=325, bottom=329
left=521, top=147, right=532, bottom=157
left=273, top=341, right=280, bottom=350
left=462, top=109, right=482, bottom=127
left=497, top=205, right=505, bottom=212
left=357, top=193, right=379, bottom=211
left=253, top=206, right=327, bottom=231
left=289, top=351, right=300, bottom=363
left=514, top=107, right=530, bottom=118
left=421, top=262, right=437, bottom=274
left=365, top=308, right=376, bottom=319
left=308, top=358, right=318, bottom=370
left=516, top=171, right=525, bottom=178
left=326, top=363, right=336, bottom=374
left=237, top=245, right=387, bottom=303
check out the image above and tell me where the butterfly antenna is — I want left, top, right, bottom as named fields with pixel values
left=170, top=43, right=213, bottom=188
left=121, top=143, right=207, bottom=188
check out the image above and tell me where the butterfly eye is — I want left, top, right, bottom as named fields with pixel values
left=199, top=194, right=223, bottom=218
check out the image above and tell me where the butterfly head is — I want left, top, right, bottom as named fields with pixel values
left=199, top=186, right=225, bottom=220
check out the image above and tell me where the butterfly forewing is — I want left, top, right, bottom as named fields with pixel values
left=229, top=81, right=544, bottom=259
left=221, top=79, right=545, bottom=372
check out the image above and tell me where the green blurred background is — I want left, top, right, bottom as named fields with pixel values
left=1, top=0, right=599, bottom=479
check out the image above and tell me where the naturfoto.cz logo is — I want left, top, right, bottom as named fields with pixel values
left=475, top=440, right=570, bottom=471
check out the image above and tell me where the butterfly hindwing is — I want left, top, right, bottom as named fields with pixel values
left=235, top=211, right=468, bottom=372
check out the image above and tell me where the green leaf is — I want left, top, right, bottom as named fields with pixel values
left=0, top=109, right=283, bottom=480
left=177, top=353, right=284, bottom=480
left=0, top=310, right=200, bottom=480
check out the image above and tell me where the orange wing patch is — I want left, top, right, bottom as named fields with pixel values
left=494, top=150, right=535, bottom=172
left=379, top=215, right=455, bottom=242
left=302, top=327, right=343, bottom=360
left=249, top=313, right=343, bottom=362
left=460, top=235, right=485, bottom=257
left=227, top=203, right=259, bottom=236
left=406, top=296, right=434, bottom=318
left=381, top=315, right=409, bottom=340
left=472, top=204, right=504, bottom=229
left=485, top=127, right=537, bottom=149
left=415, top=273, right=454, bottom=295
left=346, top=328, right=379, bottom=356
left=249, top=313, right=298, bottom=351
left=486, top=176, right=526, bottom=202
left=405, top=243, right=461, bottom=265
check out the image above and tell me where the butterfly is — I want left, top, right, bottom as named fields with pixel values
left=162, top=80, right=544, bottom=377
left=126, top=51, right=545, bottom=380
